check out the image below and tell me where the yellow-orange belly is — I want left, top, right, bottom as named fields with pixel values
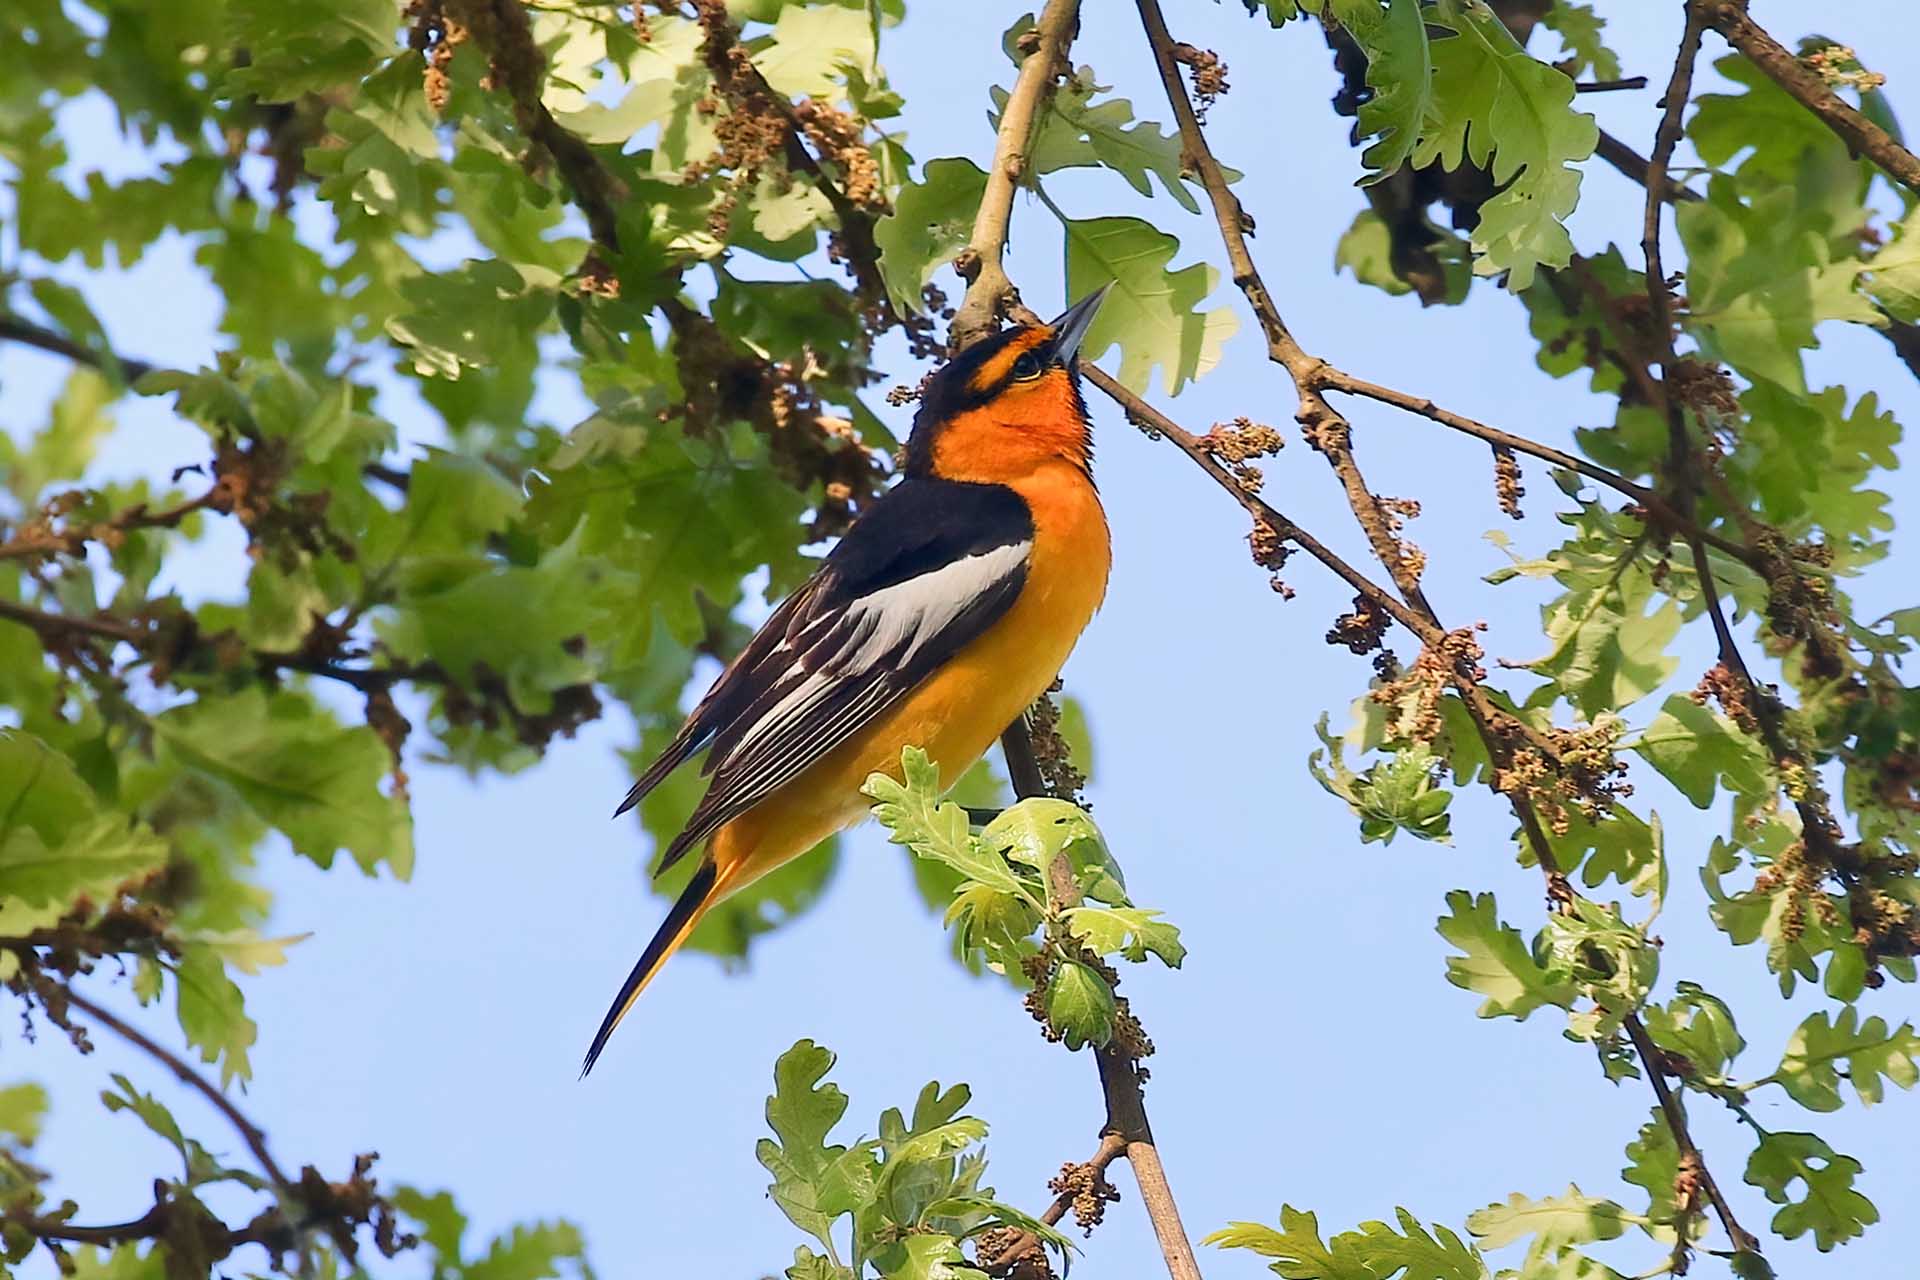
left=710, top=466, right=1110, bottom=891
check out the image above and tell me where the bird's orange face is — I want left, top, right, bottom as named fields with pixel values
left=930, top=327, right=1094, bottom=485
left=902, top=290, right=1109, bottom=487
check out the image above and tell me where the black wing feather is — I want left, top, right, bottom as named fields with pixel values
left=615, top=478, right=1034, bottom=872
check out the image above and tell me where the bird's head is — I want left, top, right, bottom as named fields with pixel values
left=904, top=287, right=1111, bottom=485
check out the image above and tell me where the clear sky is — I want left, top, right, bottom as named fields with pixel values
left=5, top=3, right=1918, bottom=1277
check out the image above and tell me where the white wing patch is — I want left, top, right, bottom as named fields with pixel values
left=727, top=540, right=1030, bottom=758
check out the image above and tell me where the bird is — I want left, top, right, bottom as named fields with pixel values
left=581, top=287, right=1114, bottom=1075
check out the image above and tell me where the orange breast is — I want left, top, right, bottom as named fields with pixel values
left=711, top=464, right=1111, bottom=887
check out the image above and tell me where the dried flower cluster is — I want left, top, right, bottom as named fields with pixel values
left=1198, top=416, right=1283, bottom=493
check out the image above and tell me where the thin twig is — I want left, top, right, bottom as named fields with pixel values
left=0, top=598, right=147, bottom=644
left=1624, top=1016, right=1761, bottom=1254
left=1697, top=0, right=1920, bottom=193
left=60, top=983, right=361, bottom=1263
left=1575, top=76, right=1651, bottom=93
left=1594, top=129, right=1700, bottom=204
left=0, top=315, right=155, bottom=382
left=1077, top=363, right=1440, bottom=646
left=949, top=0, right=1082, bottom=348
left=1310, top=369, right=1759, bottom=568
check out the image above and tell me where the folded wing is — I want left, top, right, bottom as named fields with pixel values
left=616, top=477, right=1035, bottom=872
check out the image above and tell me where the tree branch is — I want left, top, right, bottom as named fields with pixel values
left=1310, top=368, right=1758, bottom=568
left=59, top=982, right=361, bottom=1263
left=0, top=315, right=155, bottom=382
left=1001, top=713, right=1205, bottom=1280
left=450, top=0, right=627, bottom=252
left=982, top=1132, right=1126, bottom=1273
left=1697, top=0, right=1920, bottom=193
left=1574, top=75, right=1650, bottom=93
left=0, top=598, right=148, bottom=645
left=949, top=0, right=1082, bottom=349
left=1136, top=0, right=1766, bottom=1261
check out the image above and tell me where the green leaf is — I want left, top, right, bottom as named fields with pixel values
left=1413, top=0, right=1598, bottom=289
left=1334, top=0, right=1435, bottom=180
left=1334, top=209, right=1414, bottom=297
left=173, top=944, right=258, bottom=1085
left=1044, top=960, right=1115, bottom=1050
left=874, top=158, right=988, bottom=313
left=1063, top=905, right=1186, bottom=967
left=1, top=369, right=117, bottom=505
left=1864, top=202, right=1920, bottom=323
left=1436, top=890, right=1575, bottom=1020
left=1012, top=70, right=1214, bottom=213
left=0, top=1082, right=48, bottom=1145
left=1676, top=179, right=1882, bottom=394
left=1208, top=1205, right=1367, bottom=1280
left=1620, top=1111, right=1697, bottom=1244
left=1690, top=55, right=1843, bottom=184
left=1744, top=1131, right=1877, bottom=1250
left=874, top=1233, right=986, bottom=1280
left=385, top=259, right=554, bottom=379
left=1338, top=1211, right=1485, bottom=1280
left=1539, top=3, right=1621, bottom=81
left=0, top=731, right=168, bottom=932
left=758, top=1040, right=868, bottom=1248
left=224, top=0, right=398, bottom=101
left=1536, top=897, right=1657, bottom=1036
left=1631, top=695, right=1772, bottom=808
left=461, top=1221, right=590, bottom=1280
left=753, top=2, right=876, bottom=102
left=787, top=1246, right=856, bottom=1280
left=866, top=749, right=1033, bottom=900
left=1522, top=578, right=1679, bottom=720
left=1061, top=214, right=1238, bottom=396
left=1769, top=1007, right=1920, bottom=1111
left=393, top=1186, right=470, bottom=1262
left=978, top=798, right=1122, bottom=905
left=1640, top=982, right=1744, bottom=1079
left=1466, top=1188, right=1628, bottom=1257
left=153, top=689, right=413, bottom=878
left=1208, top=1205, right=1488, bottom=1280
left=101, top=1074, right=242, bottom=1188
left=1308, top=716, right=1453, bottom=845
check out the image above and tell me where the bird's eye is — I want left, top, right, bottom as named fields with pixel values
left=1011, top=351, right=1044, bottom=380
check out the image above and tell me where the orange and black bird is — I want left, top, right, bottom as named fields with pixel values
left=581, top=288, right=1114, bottom=1075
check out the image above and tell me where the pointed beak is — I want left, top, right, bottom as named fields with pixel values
left=1043, top=284, right=1113, bottom=369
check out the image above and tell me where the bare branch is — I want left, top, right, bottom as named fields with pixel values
left=949, top=0, right=1082, bottom=349
left=1575, top=75, right=1651, bottom=93
left=0, top=315, right=155, bottom=382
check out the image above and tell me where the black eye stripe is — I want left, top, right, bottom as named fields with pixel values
left=1011, top=351, right=1043, bottom=379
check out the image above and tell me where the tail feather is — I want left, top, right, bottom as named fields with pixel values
left=580, top=859, right=721, bottom=1077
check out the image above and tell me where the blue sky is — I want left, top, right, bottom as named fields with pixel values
left=4, top=3, right=1918, bottom=1277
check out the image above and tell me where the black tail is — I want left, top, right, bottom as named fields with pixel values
left=580, top=859, right=720, bottom=1077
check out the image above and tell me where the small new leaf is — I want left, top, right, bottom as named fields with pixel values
left=867, top=749, right=1032, bottom=901
left=1466, top=1187, right=1630, bottom=1257
left=1045, top=960, right=1116, bottom=1050
left=1063, top=905, right=1186, bottom=968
